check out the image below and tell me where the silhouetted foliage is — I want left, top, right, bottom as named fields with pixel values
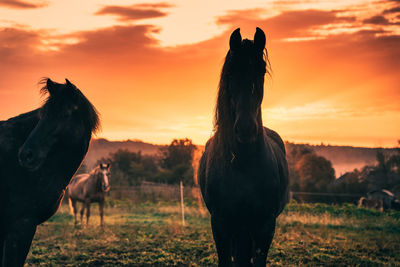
left=285, top=143, right=314, bottom=191
left=331, top=169, right=369, bottom=194
left=296, top=153, right=335, bottom=192
left=97, top=149, right=159, bottom=186
left=158, top=138, right=196, bottom=185
left=333, top=139, right=400, bottom=196
left=92, top=139, right=196, bottom=186
left=159, top=138, right=195, bottom=169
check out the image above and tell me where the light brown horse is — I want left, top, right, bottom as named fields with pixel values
left=68, top=164, right=111, bottom=227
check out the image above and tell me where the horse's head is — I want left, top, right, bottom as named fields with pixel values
left=221, top=28, right=268, bottom=145
left=98, top=163, right=111, bottom=192
left=18, top=78, right=99, bottom=171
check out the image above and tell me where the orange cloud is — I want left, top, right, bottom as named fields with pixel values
left=95, top=3, right=171, bottom=21
left=218, top=9, right=356, bottom=39
left=0, top=0, right=46, bottom=9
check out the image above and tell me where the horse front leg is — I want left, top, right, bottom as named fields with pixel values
left=211, top=215, right=233, bottom=267
left=2, top=219, right=36, bottom=267
left=99, top=200, right=104, bottom=228
left=251, top=218, right=276, bottom=267
left=85, top=201, right=91, bottom=226
left=80, top=202, right=85, bottom=225
left=233, top=231, right=252, bottom=267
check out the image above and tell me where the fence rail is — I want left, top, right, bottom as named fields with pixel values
left=107, top=182, right=363, bottom=204
left=63, top=181, right=364, bottom=205
left=291, top=191, right=361, bottom=204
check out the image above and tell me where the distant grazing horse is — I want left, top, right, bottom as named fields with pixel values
left=198, top=28, right=289, bottom=267
left=0, top=78, right=99, bottom=266
left=68, top=163, right=111, bottom=227
left=359, top=189, right=400, bottom=211
left=358, top=197, right=383, bottom=211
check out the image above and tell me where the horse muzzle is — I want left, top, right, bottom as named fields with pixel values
left=18, top=147, right=44, bottom=171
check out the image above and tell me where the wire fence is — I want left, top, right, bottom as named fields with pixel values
left=62, top=181, right=363, bottom=206
left=290, top=191, right=362, bottom=204
left=105, top=181, right=363, bottom=205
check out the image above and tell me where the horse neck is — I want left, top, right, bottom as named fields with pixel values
left=215, top=109, right=265, bottom=162
left=0, top=109, right=41, bottom=155
left=3, top=109, right=40, bottom=135
left=91, top=171, right=104, bottom=192
left=237, top=129, right=265, bottom=159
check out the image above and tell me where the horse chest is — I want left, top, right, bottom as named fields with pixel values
left=212, top=167, right=280, bottom=218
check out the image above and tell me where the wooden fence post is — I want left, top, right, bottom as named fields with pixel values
left=180, top=180, right=185, bottom=226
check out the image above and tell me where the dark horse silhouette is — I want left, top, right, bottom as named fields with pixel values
left=0, top=78, right=99, bottom=266
left=198, top=28, right=289, bottom=267
left=68, top=163, right=111, bottom=227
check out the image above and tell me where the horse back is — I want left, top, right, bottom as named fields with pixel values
left=69, top=174, right=89, bottom=185
left=68, top=174, right=91, bottom=200
left=264, top=127, right=286, bottom=155
left=0, top=109, right=40, bottom=156
left=263, top=127, right=289, bottom=216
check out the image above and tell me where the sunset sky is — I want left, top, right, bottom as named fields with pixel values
left=0, top=0, right=399, bottom=147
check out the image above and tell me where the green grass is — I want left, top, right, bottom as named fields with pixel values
left=26, top=201, right=400, bottom=266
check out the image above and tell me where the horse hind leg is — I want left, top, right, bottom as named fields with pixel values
left=69, top=198, right=78, bottom=226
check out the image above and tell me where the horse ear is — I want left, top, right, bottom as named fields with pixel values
left=65, top=78, right=73, bottom=88
left=229, top=28, right=241, bottom=53
left=46, top=78, right=56, bottom=95
left=99, top=163, right=103, bottom=169
left=254, top=27, right=266, bottom=52
left=106, top=163, right=110, bottom=169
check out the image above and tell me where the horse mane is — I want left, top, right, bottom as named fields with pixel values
left=89, top=165, right=102, bottom=176
left=210, top=40, right=271, bottom=160
left=38, top=78, right=100, bottom=135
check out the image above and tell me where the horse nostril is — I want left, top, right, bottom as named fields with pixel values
left=19, top=148, right=35, bottom=165
left=25, top=149, right=35, bottom=163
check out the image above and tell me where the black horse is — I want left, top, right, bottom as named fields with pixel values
left=0, top=78, right=99, bottom=266
left=198, top=28, right=289, bottom=267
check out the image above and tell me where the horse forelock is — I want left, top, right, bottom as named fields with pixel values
left=38, top=78, right=100, bottom=136
left=90, top=166, right=109, bottom=191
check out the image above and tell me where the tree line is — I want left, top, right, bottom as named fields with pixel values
left=77, top=138, right=197, bottom=186
left=76, top=138, right=400, bottom=199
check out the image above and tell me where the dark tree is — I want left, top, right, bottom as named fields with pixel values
left=159, top=138, right=196, bottom=185
left=98, top=149, right=159, bottom=186
left=160, top=138, right=196, bottom=169
left=296, top=153, right=335, bottom=192
left=285, top=143, right=314, bottom=191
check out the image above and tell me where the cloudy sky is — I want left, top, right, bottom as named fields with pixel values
left=0, top=0, right=399, bottom=147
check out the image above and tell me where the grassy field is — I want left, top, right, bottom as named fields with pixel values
left=26, top=200, right=400, bottom=266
